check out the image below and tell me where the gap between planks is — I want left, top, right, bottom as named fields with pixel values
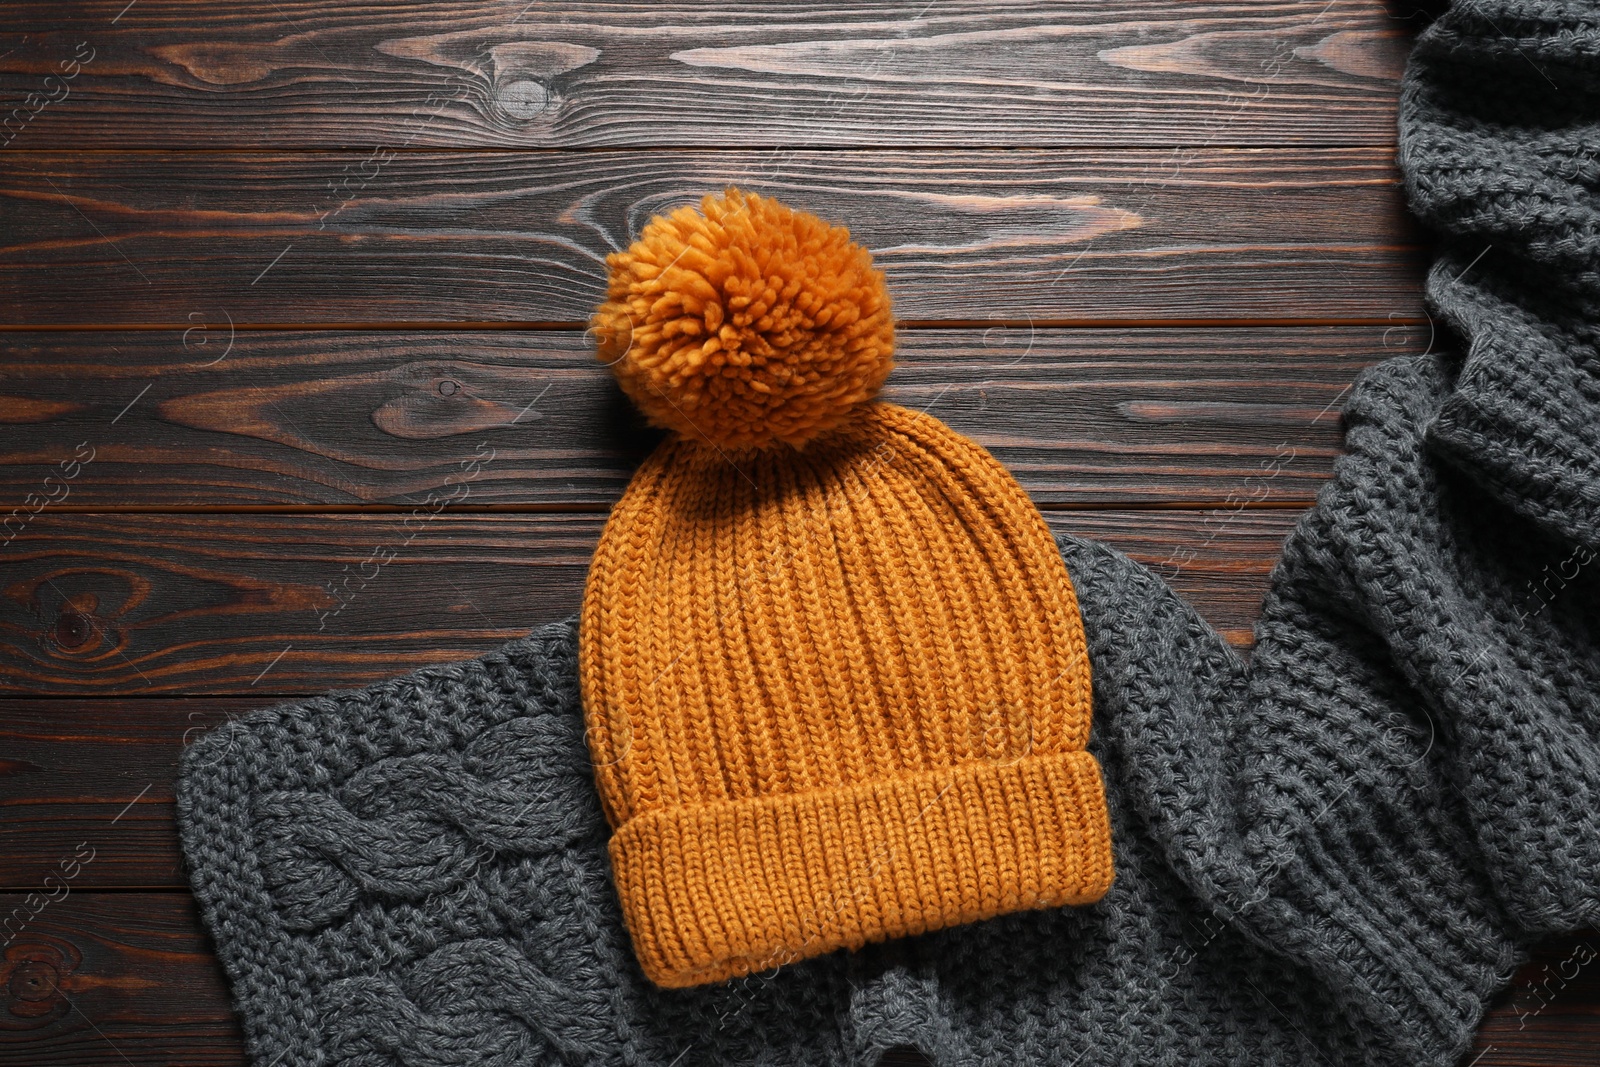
left=34, top=500, right=1322, bottom=515
left=0, top=318, right=1431, bottom=332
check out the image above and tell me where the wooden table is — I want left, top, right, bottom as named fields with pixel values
left=1, top=2, right=1596, bottom=1064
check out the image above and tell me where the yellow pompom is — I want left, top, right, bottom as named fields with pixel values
left=591, top=187, right=896, bottom=451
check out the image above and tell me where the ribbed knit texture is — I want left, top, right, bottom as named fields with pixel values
left=177, top=3, right=1600, bottom=1063
left=581, top=401, right=1112, bottom=987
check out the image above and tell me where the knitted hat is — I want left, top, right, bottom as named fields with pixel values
left=580, top=188, right=1115, bottom=988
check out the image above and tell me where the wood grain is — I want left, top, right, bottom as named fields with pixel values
left=1, top=698, right=277, bottom=889
left=0, top=893, right=239, bottom=1066
left=0, top=509, right=1294, bottom=699
left=0, top=326, right=1422, bottom=509
left=0, top=1, right=1411, bottom=150
left=1471, top=934, right=1600, bottom=1067
left=0, top=149, right=1422, bottom=325
left=0, top=893, right=1592, bottom=1066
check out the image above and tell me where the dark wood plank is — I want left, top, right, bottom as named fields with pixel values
left=0, top=1, right=1410, bottom=150
left=2, top=698, right=271, bottom=889
left=0, top=326, right=1420, bottom=509
left=0, top=511, right=597, bottom=698
left=0, top=509, right=1292, bottom=700
left=0, top=894, right=1592, bottom=1066
left=1470, top=934, right=1600, bottom=1066
left=0, top=893, right=239, bottom=1066
left=0, top=149, right=1422, bottom=325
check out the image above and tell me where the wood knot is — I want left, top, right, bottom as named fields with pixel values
left=53, top=610, right=95, bottom=650
left=1, top=937, right=81, bottom=1030
left=496, top=78, right=551, bottom=122
left=15, top=572, right=140, bottom=664
left=373, top=361, right=547, bottom=439
left=372, top=33, right=599, bottom=132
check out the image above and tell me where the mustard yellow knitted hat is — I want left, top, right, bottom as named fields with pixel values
left=581, top=188, right=1114, bottom=989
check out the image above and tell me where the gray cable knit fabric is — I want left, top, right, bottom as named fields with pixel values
left=177, top=2, right=1600, bottom=1064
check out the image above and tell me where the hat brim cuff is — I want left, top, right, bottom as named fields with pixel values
left=607, top=748, right=1115, bottom=988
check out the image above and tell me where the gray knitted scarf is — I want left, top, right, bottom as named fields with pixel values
left=177, top=2, right=1600, bottom=1063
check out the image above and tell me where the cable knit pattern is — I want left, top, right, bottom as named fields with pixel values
left=251, top=711, right=594, bottom=930
left=177, top=3, right=1599, bottom=1063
